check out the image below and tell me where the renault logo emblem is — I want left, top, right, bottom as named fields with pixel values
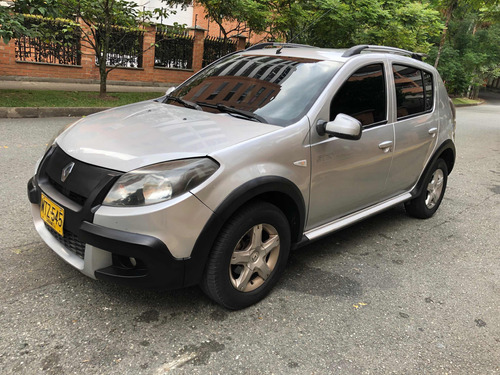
left=61, top=162, right=75, bottom=182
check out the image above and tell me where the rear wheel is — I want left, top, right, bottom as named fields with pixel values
left=405, top=158, right=448, bottom=219
left=201, top=201, right=291, bottom=310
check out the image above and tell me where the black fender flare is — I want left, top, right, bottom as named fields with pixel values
left=411, top=140, right=456, bottom=199
left=183, top=176, right=306, bottom=287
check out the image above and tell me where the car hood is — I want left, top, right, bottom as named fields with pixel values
left=57, top=100, right=281, bottom=171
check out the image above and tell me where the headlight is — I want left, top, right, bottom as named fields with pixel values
left=103, top=158, right=219, bottom=206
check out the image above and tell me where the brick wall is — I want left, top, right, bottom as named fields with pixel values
left=0, top=21, right=247, bottom=86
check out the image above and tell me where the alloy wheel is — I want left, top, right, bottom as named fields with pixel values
left=425, top=168, right=445, bottom=209
left=229, top=223, right=280, bottom=292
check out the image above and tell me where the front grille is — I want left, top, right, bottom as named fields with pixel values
left=47, top=176, right=87, bottom=206
left=45, top=224, right=86, bottom=259
left=40, top=146, right=121, bottom=209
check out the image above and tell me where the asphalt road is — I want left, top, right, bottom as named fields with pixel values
left=0, top=99, right=499, bottom=374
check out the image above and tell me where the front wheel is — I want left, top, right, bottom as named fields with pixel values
left=201, top=201, right=291, bottom=310
left=405, top=158, right=448, bottom=219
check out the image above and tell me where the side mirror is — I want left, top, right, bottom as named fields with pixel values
left=165, top=86, right=176, bottom=96
left=316, top=114, right=362, bottom=140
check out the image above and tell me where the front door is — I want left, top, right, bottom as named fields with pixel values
left=307, top=62, right=395, bottom=229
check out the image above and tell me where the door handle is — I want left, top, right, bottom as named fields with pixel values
left=378, top=141, right=393, bottom=153
left=428, top=127, right=438, bottom=137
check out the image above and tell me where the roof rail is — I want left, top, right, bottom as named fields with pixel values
left=246, top=42, right=316, bottom=54
left=342, top=45, right=427, bottom=61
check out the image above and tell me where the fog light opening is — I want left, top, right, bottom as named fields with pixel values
left=113, top=254, right=145, bottom=270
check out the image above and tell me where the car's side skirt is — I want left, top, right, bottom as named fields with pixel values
left=304, top=192, right=412, bottom=241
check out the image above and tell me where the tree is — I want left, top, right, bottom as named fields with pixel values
left=0, top=0, right=60, bottom=43
left=431, top=0, right=498, bottom=68
left=263, top=0, right=443, bottom=53
left=71, top=0, right=195, bottom=97
left=428, top=3, right=500, bottom=98
left=263, top=0, right=313, bottom=42
left=193, top=0, right=269, bottom=40
left=3, top=0, right=191, bottom=97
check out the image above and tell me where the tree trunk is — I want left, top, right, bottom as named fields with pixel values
left=98, top=1, right=111, bottom=98
left=434, top=1, right=457, bottom=69
left=466, top=84, right=472, bottom=99
left=98, top=37, right=111, bottom=98
left=99, top=65, right=108, bottom=97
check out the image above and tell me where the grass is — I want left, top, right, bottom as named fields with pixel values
left=1, top=89, right=483, bottom=108
left=0, top=90, right=165, bottom=107
left=452, top=97, right=482, bottom=106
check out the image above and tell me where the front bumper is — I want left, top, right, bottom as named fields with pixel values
left=29, top=180, right=185, bottom=289
left=27, top=146, right=213, bottom=290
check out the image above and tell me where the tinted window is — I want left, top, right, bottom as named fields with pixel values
left=423, top=71, right=433, bottom=111
left=393, top=64, right=432, bottom=119
left=330, top=64, right=386, bottom=126
left=170, top=54, right=343, bottom=126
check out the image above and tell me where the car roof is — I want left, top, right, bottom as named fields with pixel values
left=240, top=47, right=349, bottom=63
left=239, top=44, right=436, bottom=72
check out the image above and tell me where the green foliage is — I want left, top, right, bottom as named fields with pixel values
left=20, top=14, right=81, bottom=47
left=194, top=0, right=270, bottom=38
left=429, top=4, right=500, bottom=97
left=269, top=0, right=443, bottom=53
left=0, top=0, right=66, bottom=43
left=2, top=0, right=499, bottom=98
left=13, top=0, right=61, bottom=17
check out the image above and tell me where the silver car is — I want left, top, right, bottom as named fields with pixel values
left=28, top=44, right=456, bottom=309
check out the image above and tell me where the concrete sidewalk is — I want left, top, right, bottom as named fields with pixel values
left=0, top=79, right=171, bottom=93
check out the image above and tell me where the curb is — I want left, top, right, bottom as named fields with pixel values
left=0, top=107, right=110, bottom=118
left=453, top=99, right=485, bottom=108
left=454, top=103, right=483, bottom=108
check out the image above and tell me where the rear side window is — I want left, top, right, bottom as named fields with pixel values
left=330, top=63, right=387, bottom=127
left=393, top=65, right=434, bottom=119
left=423, top=71, right=434, bottom=111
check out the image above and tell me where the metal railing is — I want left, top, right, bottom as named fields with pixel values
left=154, top=31, right=194, bottom=70
left=97, top=27, right=145, bottom=68
left=15, top=17, right=81, bottom=65
left=203, top=36, right=237, bottom=67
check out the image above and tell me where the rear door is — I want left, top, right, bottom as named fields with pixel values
left=386, top=64, right=438, bottom=194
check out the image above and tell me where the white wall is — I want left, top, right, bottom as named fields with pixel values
left=135, top=1, right=194, bottom=26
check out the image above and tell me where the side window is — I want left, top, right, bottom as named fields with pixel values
left=393, top=65, right=434, bottom=119
left=423, top=71, right=434, bottom=111
left=330, top=64, right=387, bottom=127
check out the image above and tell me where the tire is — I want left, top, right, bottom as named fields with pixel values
left=201, top=201, right=291, bottom=310
left=405, top=158, right=448, bottom=219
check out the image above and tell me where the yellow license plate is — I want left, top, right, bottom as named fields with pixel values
left=40, top=193, right=64, bottom=236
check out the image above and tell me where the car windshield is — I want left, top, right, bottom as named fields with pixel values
left=168, top=53, right=343, bottom=126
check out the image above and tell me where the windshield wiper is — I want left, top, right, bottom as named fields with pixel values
left=196, top=102, right=266, bottom=123
left=164, top=95, right=203, bottom=111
